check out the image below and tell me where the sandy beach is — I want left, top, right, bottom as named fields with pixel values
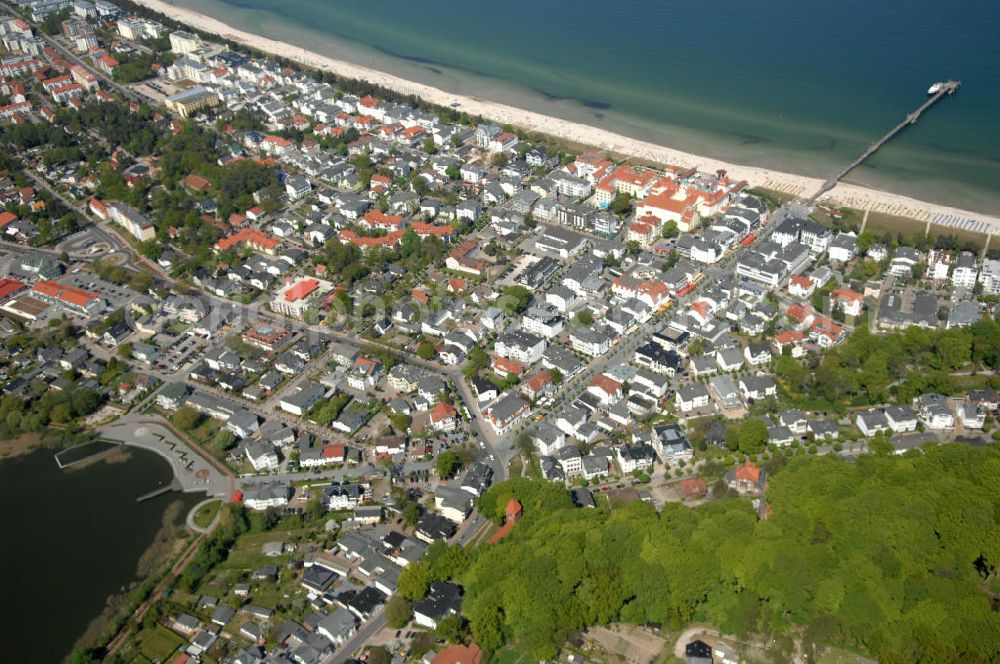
left=137, top=0, right=1000, bottom=234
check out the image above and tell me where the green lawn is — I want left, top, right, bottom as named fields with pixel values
left=491, top=645, right=533, bottom=664
left=192, top=500, right=221, bottom=530
left=508, top=456, right=523, bottom=478
left=220, top=529, right=310, bottom=570
left=137, top=625, right=185, bottom=662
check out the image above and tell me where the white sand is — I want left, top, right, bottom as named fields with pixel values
left=136, top=0, right=1000, bottom=234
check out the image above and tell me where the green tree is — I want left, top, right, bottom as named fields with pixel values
left=389, top=412, right=411, bottom=433
left=725, top=419, right=768, bottom=455
left=610, top=191, right=632, bottom=216
left=498, top=285, right=532, bottom=314
left=402, top=500, right=421, bottom=526
left=417, top=340, right=436, bottom=360
left=436, top=613, right=468, bottom=644
left=463, top=345, right=490, bottom=379
left=398, top=560, right=433, bottom=600
left=436, top=450, right=460, bottom=478
left=574, top=309, right=594, bottom=326
left=385, top=594, right=413, bottom=628
left=173, top=405, right=201, bottom=431
left=213, top=429, right=237, bottom=451
left=661, top=220, right=679, bottom=238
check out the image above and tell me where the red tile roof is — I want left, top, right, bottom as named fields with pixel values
left=589, top=373, right=622, bottom=396
left=831, top=288, right=863, bottom=303
left=339, top=228, right=404, bottom=250
left=0, top=278, right=25, bottom=300
left=785, top=303, right=814, bottom=322
left=429, top=401, right=457, bottom=423
left=32, top=280, right=98, bottom=308
left=432, top=644, right=482, bottom=664
left=679, top=476, right=707, bottom=499
left=524, top=371, right=552, bottom=395
left=214, top=228, right=280, bottom=252
left=789, top=274, right=813, bottom=289
left=410, top=221, right=455, bottom=238
left=184, top=174, right=212, bottom=191
left=773, top=330, right=804, bottom=345
left=734, top=461, right=761, bottom=484
left=492, top=356, right=524, bottom=376
left=322, top=443, right=346, bottom=459
left=285, top=278, right=319, bottom=302
left=362, top=210, right=405, bottom=229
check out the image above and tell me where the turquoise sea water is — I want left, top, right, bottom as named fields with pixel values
left=169, top=0, right=1000, bottom=214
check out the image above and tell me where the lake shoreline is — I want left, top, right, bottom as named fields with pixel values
left=0, top=445, right=201, bottom=662
left=0, top=432, right=43, bottom=460
left=135, top=0, right=1000, bottom=229
left=68, top=497, right=193, bottom=658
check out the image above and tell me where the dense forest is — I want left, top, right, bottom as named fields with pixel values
left=451, top=448, right=1000, bottom=662
left=774, top=316, right=1000, bottom=412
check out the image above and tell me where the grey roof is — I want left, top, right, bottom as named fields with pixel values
left=488, top=392, right=529, bottom=422
left=778, top=409, right=806, bottom=425
left=677, top=382, right=710, bottom=400
left=808, top=419, right=839, bottom=435
left=947, top=300, right=982, bottom=328
left=318, top=607, right=356, bottom=642
left=212, top=606, right=237, bottom=625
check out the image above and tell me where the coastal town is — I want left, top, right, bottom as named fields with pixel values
left=1, top=2, right=999, bottom=664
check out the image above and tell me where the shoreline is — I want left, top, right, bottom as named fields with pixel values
left=0, top=433, right=43, bottom=460
left=70, top=497, right=193, bottom=657
left=137, top=0, right=1000, bottom=233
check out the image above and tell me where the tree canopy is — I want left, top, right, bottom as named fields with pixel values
left=460, top=448, right=1000, bottom=661
left=725, top=419, right=769, bottom=455
left=776, top=317, right=1000, bottom=412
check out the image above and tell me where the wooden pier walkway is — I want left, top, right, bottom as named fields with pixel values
left=809, top=81, right=960, bottom=203
left=137, top=478, right=182, bottom=502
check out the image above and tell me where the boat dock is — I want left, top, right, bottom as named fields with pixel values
left=809, top=80, right=960, bottom=203
left=137, top=478, right=182, bottom=502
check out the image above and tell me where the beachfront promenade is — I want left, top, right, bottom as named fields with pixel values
left=99, top=417, right=232, bottom=498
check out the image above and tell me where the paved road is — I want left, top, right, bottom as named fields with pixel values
left=325, top=612, right=387, bottom=664
left=241, top=458, right=434, bottom=487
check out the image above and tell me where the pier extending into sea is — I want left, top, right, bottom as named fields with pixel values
left=809, top=81, right=961, bottom=204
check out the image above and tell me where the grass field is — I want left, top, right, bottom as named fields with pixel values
left=862, top=209, right=990, bottom=248
left=757, top=186, right=993, bottom=252
left=220, top=529, right=310, bottom=570
left=137, top=625, right=185, bottom=662
left=193, top=500, right=221, bottom=529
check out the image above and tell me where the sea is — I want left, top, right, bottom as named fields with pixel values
left=0, top=447, right=198, bottom=662
left=166, top=0, right=1000, bottom=215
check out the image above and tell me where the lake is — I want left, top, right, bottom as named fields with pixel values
left=0, top=446, right=198, bottom=662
